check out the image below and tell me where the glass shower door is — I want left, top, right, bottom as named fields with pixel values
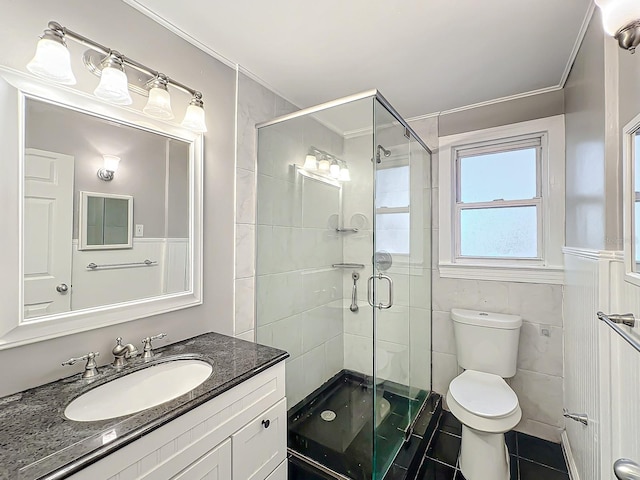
left=372, top=98, right=430, bottom=479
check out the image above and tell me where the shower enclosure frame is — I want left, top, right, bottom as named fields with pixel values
left=254, top=89, right=433, bottom=480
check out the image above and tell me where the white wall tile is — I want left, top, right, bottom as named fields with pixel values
left=325, top=334, right=344, bottom=380
left=271, top=315, right=303, bottom=359
left=303, top=344, right=327, bottom=397
left=235, top=224, right=255, bottom=279
left=285, top=356, right=305, bottom=407
left=236, top=168, right=255, bottom=225
left=235, top=277, right=255, bottom=335
left=507, top=283, right=563, bottom=326
left=432, top=310, right=456, bottom=355
left=236, top=329, right=255, bottom=342
left=511, top=369, right=564, bottom=428
left=432, top=351, right=459, bottom=395
left=515, top=418, right=563, bottom=443
left=517, top=321, right=563, bottom=377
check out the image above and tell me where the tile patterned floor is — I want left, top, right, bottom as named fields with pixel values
left=412, top=412, right=570, bottom=480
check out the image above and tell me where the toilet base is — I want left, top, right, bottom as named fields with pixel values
left=459, top=425, right=510, bottom=480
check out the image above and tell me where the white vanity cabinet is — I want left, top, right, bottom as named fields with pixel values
left=67, top=362, right=286, bottom=480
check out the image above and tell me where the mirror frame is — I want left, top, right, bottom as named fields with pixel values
left=623, top=112, right=640, bottom=286
left=0, top=67, right=203, bottom=349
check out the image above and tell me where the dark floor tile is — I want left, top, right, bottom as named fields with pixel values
left=427, top=432, right=461, bottom=467
left=453, top=454, right=517, bottom=480
left=505, top=430, right=517, bottom=456
left=413, top=409, right=435, bottom=438
left=517, top=432, right=567, bottom=472
left=394, top=434, right=422, bottom=468
left=417, top=458, right=457, bottom=480
left=519, top=458, right=570, bottom=480
left=439, top=411, right=462, bottom=436
left=383, top=463, right=408, bottom=480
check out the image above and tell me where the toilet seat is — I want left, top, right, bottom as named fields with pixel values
left=449, top=370, right=518, bottom=418
left=446, top=370, right=522, bottom=434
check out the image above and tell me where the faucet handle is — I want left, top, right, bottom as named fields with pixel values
left=141, top=333, right=167, bottom=359
left=62, top=352, right=100, bottom=379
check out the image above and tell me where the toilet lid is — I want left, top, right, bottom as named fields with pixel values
left=449, top=370, right=518, bottom=418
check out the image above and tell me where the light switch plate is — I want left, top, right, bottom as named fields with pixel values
left=135, top=224, right=144, bottom=237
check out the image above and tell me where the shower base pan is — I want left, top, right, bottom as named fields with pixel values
left=288, top=370, right=428, bottom=480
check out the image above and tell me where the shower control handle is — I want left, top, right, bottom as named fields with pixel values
left=367, top=273, right=393, bottom=310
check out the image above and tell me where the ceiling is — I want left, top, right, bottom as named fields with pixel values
left=124, top=0, right=594, bottom=121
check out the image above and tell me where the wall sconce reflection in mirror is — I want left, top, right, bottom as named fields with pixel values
left=97, top=155, right=120, bottom=182
left=300, top=147, right=351, bottom=184
left=26, top=21, right=207, bottom=132
left=595, top=0, right=640, bottom=53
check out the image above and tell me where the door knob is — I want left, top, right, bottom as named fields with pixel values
left=614, top=458, right=640, bottom=480
left=56, top=283, right=69, bottom=293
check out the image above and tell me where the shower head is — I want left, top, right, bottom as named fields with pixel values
left=375, top=145, right=391, bottom=163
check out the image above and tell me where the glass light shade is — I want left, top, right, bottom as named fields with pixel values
left=339, top=166, right=351, bottom=182
left=595, top=0, right=640, bottom=35
left=318, top=158, right=330, bottom=171
left=143, top=86, right=174, bottom=120
left=94, top=66, right=132, bottom=105
left=181, top=104, right=207, bottom=133
left=303, top=154, right=317, bottom=170
left=103, top=155, right=120, bottom=172
left=27, top=38, right=76, bottom=85
left=329, top=161, right=340, bottom=178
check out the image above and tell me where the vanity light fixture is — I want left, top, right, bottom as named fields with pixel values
left=97, top=155, right=120, bottom=181
left=318, top=155, right=331, bottom=171
left=93, top=52, right=132, bottom=105
left=304, top=154, right=318, bottom=170
left=595, top=0, right=640, bottom=52
left=339, top=165, right=351, bottom=182
left=329, top=160, right=340, bottom=179
left=143, top=74, right=174, bottom=120
left=26, top=26, right=76, bottom=85
left=181, top=93, right=207, bottom=133
left=27, top=21, right=207, bottom=131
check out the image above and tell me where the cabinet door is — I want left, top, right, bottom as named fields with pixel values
left=172, top=438, right=231, bottom=480
left=232, top=398, right=287, bottom=480
left=265, top=460, right=287, bottom=480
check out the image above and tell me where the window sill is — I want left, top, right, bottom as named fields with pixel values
left=438, top=263, right=564, bottom=284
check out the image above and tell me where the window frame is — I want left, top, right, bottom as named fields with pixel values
left=438, top=116, right=565, bottom=284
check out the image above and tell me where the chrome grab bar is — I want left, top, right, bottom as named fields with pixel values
left=597, top=312, right=640, bottom=353
left=86, top=259, right=157, bottom=270
left=367, top=273, right=393, bottom=310
left=614, top=458, right=640, bottom=480
left=563, top=408, right=588, bottom=425
left=350, top=272, right=359, bottom=312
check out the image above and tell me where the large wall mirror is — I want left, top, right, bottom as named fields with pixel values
left=0, top=69, right=202, bottom=348
left=623, top=113, right=640, bottom=286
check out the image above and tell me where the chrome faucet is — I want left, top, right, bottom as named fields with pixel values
left=62, top=352, right=100, bottom=379
left=112, top=337, right=139, bottom=368
left=141, top=333, right=167, bottom=359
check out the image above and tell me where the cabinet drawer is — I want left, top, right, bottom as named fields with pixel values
left=265, top=460, right=287, bottom=480
left=232, top=398, right=287, bottom=480
left=171, top=439, right=231, bottom=480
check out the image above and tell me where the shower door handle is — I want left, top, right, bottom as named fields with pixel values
left=614, top=459, right=640, bottom=480
left=367, top=273, right=393, bottom=310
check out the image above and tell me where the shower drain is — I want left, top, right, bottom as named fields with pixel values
left=321, top=410, right=337, bottom=422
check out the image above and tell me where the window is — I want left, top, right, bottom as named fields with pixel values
left=376, top=163, right=410, bottom=255
left=439, top=116, right=565, bottom=284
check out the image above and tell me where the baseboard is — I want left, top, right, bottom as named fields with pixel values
left=561, top=431, right=581, bottom=480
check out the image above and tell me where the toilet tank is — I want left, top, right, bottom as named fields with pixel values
left=451, top=308, right=522, bottom=378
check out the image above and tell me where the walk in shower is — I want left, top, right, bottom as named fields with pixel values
left=255, top=91, right=432, bottom=480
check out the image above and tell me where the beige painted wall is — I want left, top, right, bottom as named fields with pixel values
left=0, top=0, right=236, bottom=396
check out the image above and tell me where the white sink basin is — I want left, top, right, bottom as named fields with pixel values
left=65, top=359, right=213, bottom=422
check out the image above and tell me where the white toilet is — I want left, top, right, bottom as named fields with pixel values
left=446, top=308, right=522, bottom=480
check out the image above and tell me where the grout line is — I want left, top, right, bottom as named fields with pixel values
left=516, top=456, right=569, bottom=474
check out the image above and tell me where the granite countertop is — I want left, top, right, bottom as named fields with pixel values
left=0, top=332, right=288, bottom=480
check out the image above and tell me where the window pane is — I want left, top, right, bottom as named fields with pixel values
left=460, top=206, right=537, bottom=258
left=376, top=212, right=409, bottom=254
left=635, top=200, right=640, bottom=264
left=459, top=148, right=537, bottom=202
left=376, top=165, right=409, bottom=208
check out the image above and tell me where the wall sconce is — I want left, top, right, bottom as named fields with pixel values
left=595, top=0, right=640, bottom=52
left=318, top=156, right=331, bottom=171
left=27, top=21, right=208, bottom=131
left=304, top=154, right=317, bottom=170
left=97, top=155, right=120, bottom=181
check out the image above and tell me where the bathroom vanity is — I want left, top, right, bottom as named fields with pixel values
left=0, top=333, right=288, bottom=480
